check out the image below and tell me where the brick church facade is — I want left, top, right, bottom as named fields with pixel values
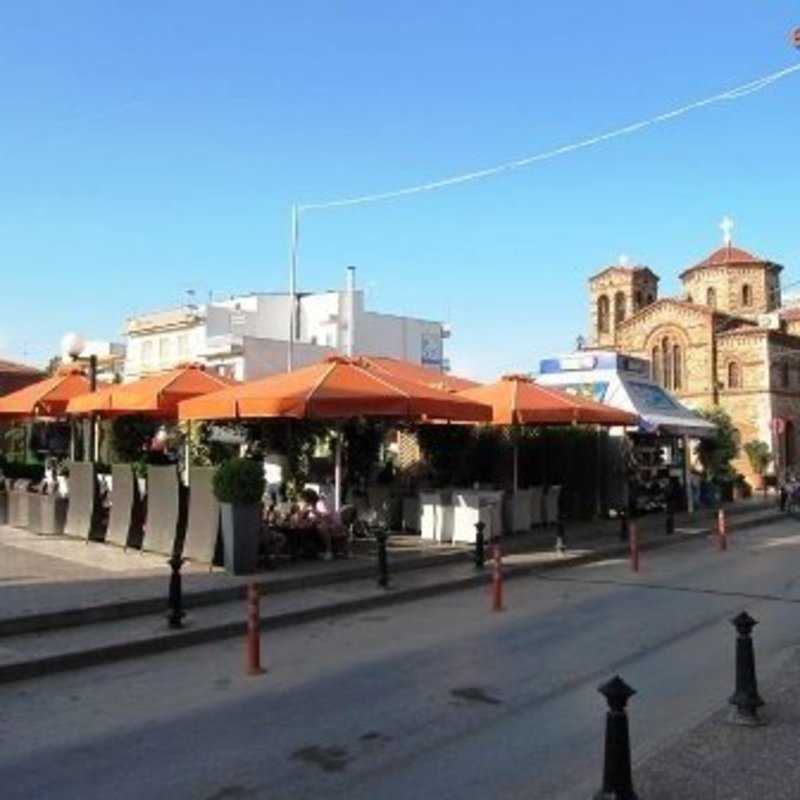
left=587, top=239, right=800, bottom=483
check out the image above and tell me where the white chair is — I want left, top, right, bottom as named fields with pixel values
left=452, top=491, right=493, bottom=543
left=419, top=492, right=440, bottom=541
left=419, top=491, right=454, bottom=543
left=530, top=486, right=544, bottom=526
left=507, top=489, right=533, bottom=532
left=543, top=485, right=562, bottom=525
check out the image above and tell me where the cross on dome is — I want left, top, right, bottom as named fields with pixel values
left=720, top=216, right=734, bottom=247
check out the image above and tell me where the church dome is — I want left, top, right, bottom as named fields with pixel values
left=680, top=245, right=779, bottom=279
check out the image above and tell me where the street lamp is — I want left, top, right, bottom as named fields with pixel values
left=62, top=332, right=98, bottom=462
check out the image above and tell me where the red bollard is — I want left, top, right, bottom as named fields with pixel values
left=718, top=508, right=728, bottom=551
left=246, top=582, right=265, bottom=676
left=492, top=540, right=504, bottom=612
left=629, top=522, right=639, bottom=573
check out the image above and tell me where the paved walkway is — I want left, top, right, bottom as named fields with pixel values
left=636, top=645, right=800, bottom=799
left=0, top=497, right=778, bottom=629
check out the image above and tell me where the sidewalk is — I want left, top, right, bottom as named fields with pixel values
left=636, top=646, right=800, bottom=799
left=0, top=496, right=778, bottom=635
left=0, top=498, right=782, bottom=684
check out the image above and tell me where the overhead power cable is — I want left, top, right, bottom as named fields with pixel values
left=298, top=62, right=800, bottom=212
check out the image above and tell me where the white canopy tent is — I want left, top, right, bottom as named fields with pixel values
left=537, top=351, right=716, bottom=512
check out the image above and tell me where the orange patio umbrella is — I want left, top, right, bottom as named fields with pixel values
left=459, top=374, right=639, bottom=489
left=357, top=356, right=481, bottom=393
left=66, top=364, right=235, bottom=419
left=178, top=356, right=490, bottom=423
left=0, top=367, right=91, bottom=419
left=178, top=356, right=491, bottom=508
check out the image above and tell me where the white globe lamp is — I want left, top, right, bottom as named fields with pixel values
left=61, top=332, right=85, bottom=362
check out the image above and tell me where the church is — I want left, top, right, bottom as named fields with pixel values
left=587, top=220, right=800, bottom=484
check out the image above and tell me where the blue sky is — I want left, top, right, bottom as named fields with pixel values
left=1, top=1, right=799, bottom=379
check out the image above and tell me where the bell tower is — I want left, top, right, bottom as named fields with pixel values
left=588, top=259, right=659, bottom=347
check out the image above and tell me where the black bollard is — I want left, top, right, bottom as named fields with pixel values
left=555, top=519, right=567, bottom=554
left=619, top=512, right=629, bottom=543
left=376, top=530, right=389, bottom=589
left=167, top=555, right=186, bottom=629
left=595, top=675, right=639, bottom=800
left=728, top=611, right=765, bottom=726
left=474, top=521, right=486, bottom=569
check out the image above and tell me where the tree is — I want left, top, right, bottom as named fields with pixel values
left=697, top=408, right=740, bottom=482
left=743, top=440, right=772, bottom=486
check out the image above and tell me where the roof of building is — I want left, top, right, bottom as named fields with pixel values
left=0, top=358, right=42, bottom=376
left=780, top=307, right=800, bottom=322
left=589, top=265, right=660, bottom=283
left=680, top=244, right=782, bottom=279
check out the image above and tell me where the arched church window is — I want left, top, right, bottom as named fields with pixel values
left=673, top=345, right=682, bottom=390
left=686, top=294, right=693, bottom=304
left=614, top=292, right=626, bottom=326
left=706, top=287, right=717, bottom=309
left=728, top=361, right=741, bottom=389
left=742, top=284, right=752, bottom=307
left=662, top=338, right=672, bottom=390
left=597, top=295, right=610, bottom=334
left=651, top=346, right=661, bottom=384
left=634, top=290, right=643, bottom=311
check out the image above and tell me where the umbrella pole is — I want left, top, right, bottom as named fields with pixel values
left=334, top=426, right=343, bottom=513
left=683, top=434, right=694, bottom=514
left=513, top=438, right=519, bottom=492
left=69, top=419, right=76, bottom=461
left=184, top=421, right=192, bottom=485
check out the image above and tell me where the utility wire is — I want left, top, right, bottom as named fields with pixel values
left=298, top=62, right=800, bottom=212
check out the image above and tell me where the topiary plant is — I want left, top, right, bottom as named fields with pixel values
left=213, top=458, right=266, bottom=505
left=743, top=440, right=772, bottom=476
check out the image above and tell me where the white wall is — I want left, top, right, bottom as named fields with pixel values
left=240, top=337, right=335, bottom=380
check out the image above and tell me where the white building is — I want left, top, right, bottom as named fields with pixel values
left=123, top=268, right=449, bottom=382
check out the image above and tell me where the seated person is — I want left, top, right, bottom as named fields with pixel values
left=295, top=488, right=350, bottom=560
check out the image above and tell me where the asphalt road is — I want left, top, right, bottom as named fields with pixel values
left=2, top=515, right=800, bottom=799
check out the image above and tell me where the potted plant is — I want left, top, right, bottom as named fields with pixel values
left=213, top=458, right=266, bottom=575
left=743, top=440, right=772, bottom=494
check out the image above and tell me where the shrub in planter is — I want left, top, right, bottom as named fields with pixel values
left=213, top=459, right=266, bottom=575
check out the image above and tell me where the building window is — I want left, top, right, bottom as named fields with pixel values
left=728, top=361, right=741, bottom=389
left=634, top=290, right=643, bottom=311
left=742, top=284, right=752, bottom=307
left=662, top=338, right=672, bottom=390
left=614, top=292, right=626, bottom=326
left=781, top=362, right=790, bottom=388
left=597, top=295, right=610, bottom=334
left=686, top=294, right=693, bottom=304
left=706, top=287, right=717, bottom=309
left=177, top=334, right=189, bottom=362
left=673, top=345, right=682, bottom=390
left=159, top=337, right=173, bottom=366
left=141, top=340, right=154, bottom=368
left=651, top=346, right=661, bottom=384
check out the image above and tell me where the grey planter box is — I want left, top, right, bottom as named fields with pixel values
left=220, top=502, right=261, bottom=575
left=30, top=494, right=68, bottom=535
left=8, top=482, right=32, bottom=528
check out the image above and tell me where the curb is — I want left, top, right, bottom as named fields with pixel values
left=0, top=509, right=783, bottom=686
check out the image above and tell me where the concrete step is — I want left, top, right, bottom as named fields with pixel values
left=0, top=505, right=782, bottom=686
